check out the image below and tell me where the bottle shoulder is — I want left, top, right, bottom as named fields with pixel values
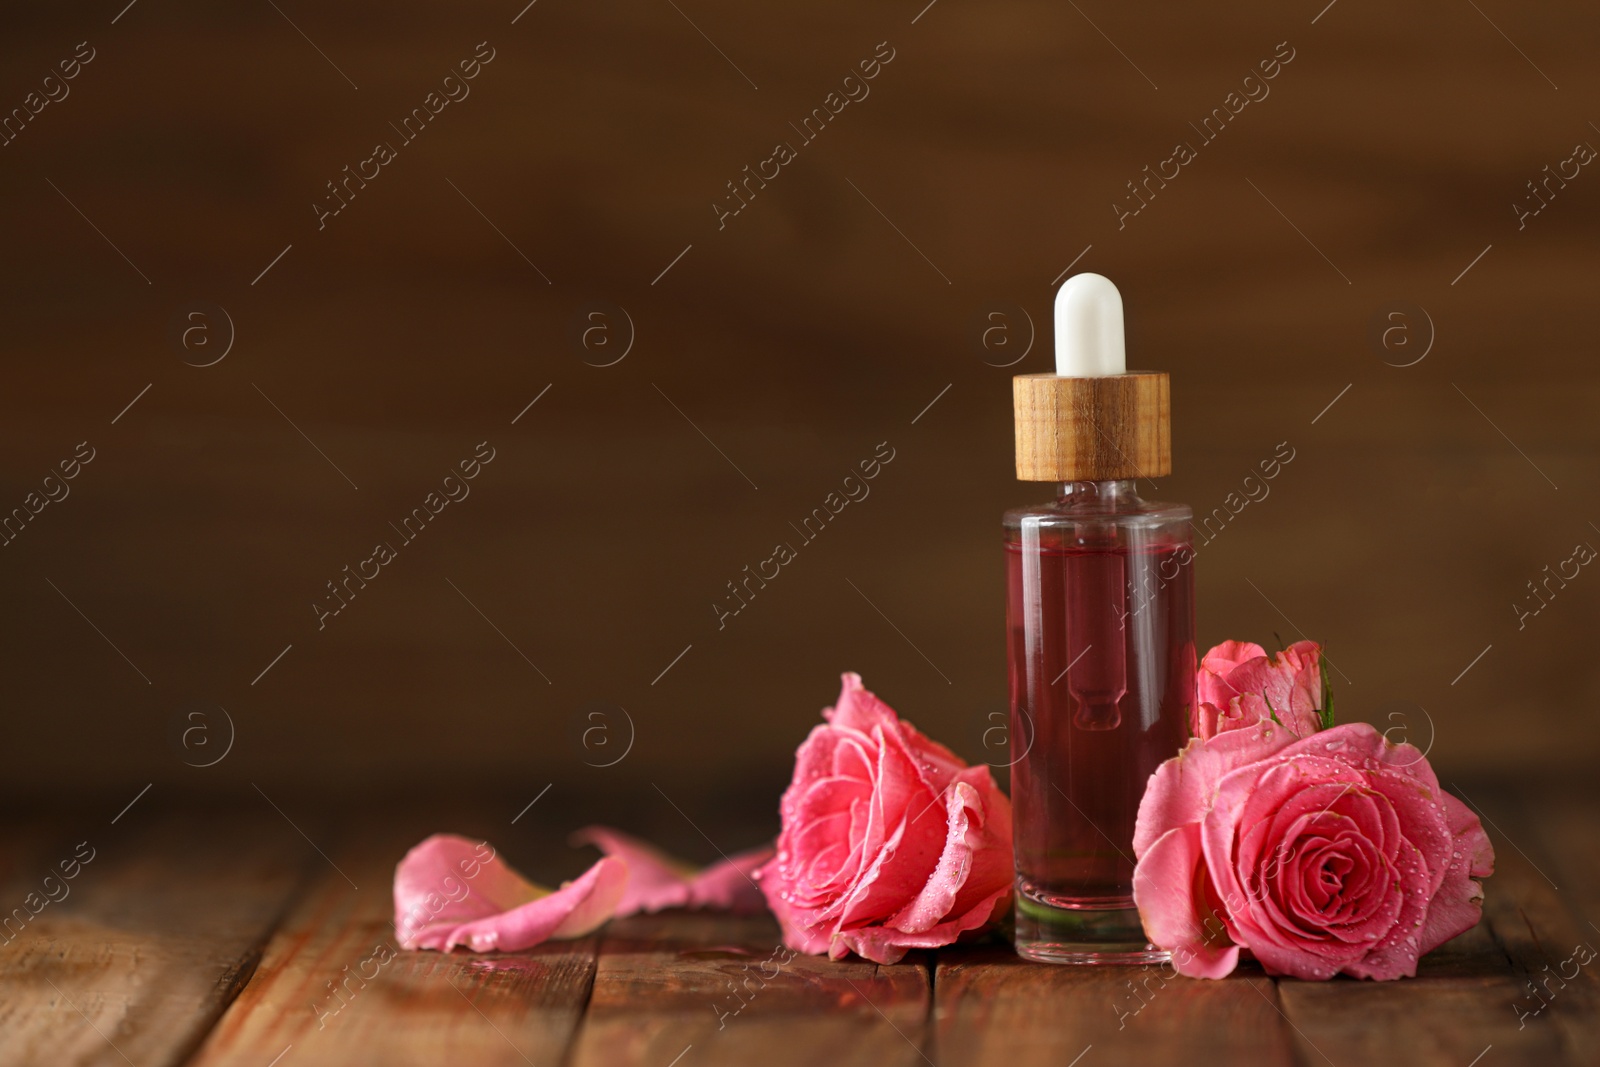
left=1003, top=497, right=1193, bottom=528
left=1002, top=492, right=1193, bottom=555
left=1002, top=480, right=1193, bottom=546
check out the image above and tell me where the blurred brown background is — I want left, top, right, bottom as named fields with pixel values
left=1, top=0, right=1596, bottom=812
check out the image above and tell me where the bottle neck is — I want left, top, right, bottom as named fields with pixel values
left=1055, top=479, right=1139, bottom=507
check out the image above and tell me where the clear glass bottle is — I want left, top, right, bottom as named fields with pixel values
left=1005, top=479, right=1194, bottom=963
left=1006, top=272, right=1194, bottom=964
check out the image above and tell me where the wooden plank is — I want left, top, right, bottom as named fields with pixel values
left=935, top=946, right=1296, bottom=1067
left=1494, top=784, right=1600, bottom=1066
left=0, top=811, right=308, bottom=1067
left=568, top=912, right=931, bottom=1067
left=190, top=824, right=599, bottom=1067
left=1276, top=935, right=1559, bottom=1067
left=1524, top=782, right=1600, bottom=936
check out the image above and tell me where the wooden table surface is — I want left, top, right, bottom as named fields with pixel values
left=3, top=780, right=1595, bottom=1067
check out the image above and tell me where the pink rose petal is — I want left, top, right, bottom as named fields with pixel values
left=1132, top=823, right=1239, bottom=979
left=394, top=827, right=774, bottom=954
left=832, top=885, right=1009, bottom=964
left=886, top=773, right=1012, bottom=936
left=394, top=833, right=627, bottom=952
left=1200, top=640, right=1269, bottom=684
left=1415, top=792, right=1492, bottom=956
left=571, top=826, right=773, bottom=915
left=831, top=730, right=952, bottom=929
left=1134, top=724, right=1296, bottom=857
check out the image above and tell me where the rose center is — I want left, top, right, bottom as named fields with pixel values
left=1319, top=853, right=1352, bottom=892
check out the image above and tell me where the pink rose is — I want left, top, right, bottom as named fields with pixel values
left=756, top=673, right=1013, bottom=964
left=1132, top=720, right=1495, bottom=980
left=1195, top=639, right=1325, bottom=740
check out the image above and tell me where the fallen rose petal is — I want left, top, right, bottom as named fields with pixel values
left=572, top=826, right=772, bottom=915
left=434, top=857, right=629, bottom=952
left=394, top=833, right=627, bottom=952
left=680, top=845, right=775, bottom=915
left=394, top=834, right=535, bottom=946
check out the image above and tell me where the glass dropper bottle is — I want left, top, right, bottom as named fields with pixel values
left=1005, top=273, right=1195, bottom=964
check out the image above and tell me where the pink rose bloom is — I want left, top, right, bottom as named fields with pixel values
left=1132, top=720, right=1495, bottom=980
left=757, top=673, right=1013, bottom=964
left=1195, top=639, right=1325, bottom=740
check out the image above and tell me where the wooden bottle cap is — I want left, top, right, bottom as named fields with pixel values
left=1013, top=372, right=1171, bottom=481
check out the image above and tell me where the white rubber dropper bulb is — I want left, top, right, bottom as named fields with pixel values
left=1053, top=272, right=1126, bottom=377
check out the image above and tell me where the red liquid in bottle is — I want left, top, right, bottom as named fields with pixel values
left=1005, top=513, right=1194, bottom=962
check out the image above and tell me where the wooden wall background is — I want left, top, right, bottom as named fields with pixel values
left=1, top=0, right=1596, bottom=810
